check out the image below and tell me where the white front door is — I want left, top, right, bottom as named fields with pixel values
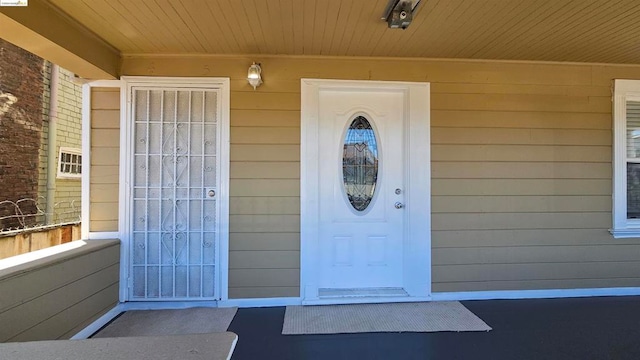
left=301, top=79, right=431, bottom=304
left=318, top=90, right=405, bottom=290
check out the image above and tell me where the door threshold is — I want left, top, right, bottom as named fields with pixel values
left=303, top=287, right=430, bottom=305
left=302, top=295, right=431, bottom=306
left=319, top=287, right=408, bottom=298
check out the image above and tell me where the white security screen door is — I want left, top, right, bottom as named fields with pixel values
left=129, top=87, right=222, bottom=300
left=318, top=90, right=405, bottom=291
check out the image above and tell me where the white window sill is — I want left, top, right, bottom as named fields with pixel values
left=609, top=228, right=640, bottom=239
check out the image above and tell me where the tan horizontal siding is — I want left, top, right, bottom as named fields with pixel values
left=431, top=110, right=611, bottom=129
left=432, top=145, right=611, bottom=162
left=48, top=284, right=118, bottom=341
left=90, top=202, right=119, bottom=221
left=230, top=179, right=299, bottom=197
left=229, top=233, right=300, bottom=251
left=229, top=93, right=301, bottom=297
left=230, top=197, right=300, bottom=215
left=91, top=109, right=120, bottom=128
left=432, top=229, right=621, bottom=248
left=0, top=240, right=120, bottom=342
left=229, top=269, right=299, bottom=288
left=90, top=88, right=119, bottom=110
left=432, top=196, right=611, bottom=213
left=90, top=165, right=119, bottom=183
left=229, top=215, right=299, bottom=233
left=430, top=83, right=611, bottom=97
left=433, top=262, right=640, bottom=283
left=90, top=147, right=120, bottom=166
left=433, top=245, right=640, bottom=265
left=432, top=213, right=611, bottom=231
left=90, top=220, right=119, bottom=232
left=91, top=129, right=119, bottom=147
left=432, top=179, right=611, bottom=196
left=120, top=57, right=640, bottom=297
left=231, top=91, right=299, bottom=111
left=231, top=109, right=300, bottom=127
left=426, top=60, right=638, bottom=293
left=231, top=144, right=300, bottom=161
left=231, top=162, right=300, bottom=179
left=432, top=93, right=611, bottom=113
left=432, top=162, right=610, bottom=179
left=90, top=88, right=120, bottom=233
left=2, top=264, right=118, bottom=341
left=229, top=251, right=300, bottom=269
left=431, top=128, right=611, bottom=146
left=231, top=127, right=300, bottom=144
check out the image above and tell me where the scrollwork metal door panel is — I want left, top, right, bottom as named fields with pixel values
left=131, top=89, right=219, bottom=300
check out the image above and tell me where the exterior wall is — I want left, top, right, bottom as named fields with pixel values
left=89, top=87, right=119, bottom=232
left=38, top=64, right=83, bottom=224
left=53, top=67, right=83, bottom=222
left=0, top=239, right=120, bottom=342
left=118, top=56, right=640, bottom=298
left=0, top=38, right=45, bottom=229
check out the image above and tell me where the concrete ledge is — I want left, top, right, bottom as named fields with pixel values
left=1, top=332, right=238, bottom=360
left=0, top=239, right=119, bottom=280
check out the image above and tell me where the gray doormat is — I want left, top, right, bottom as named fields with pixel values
left=93, top=307, right=238, bottom=338
left=282, top=301, right=491, bottom=335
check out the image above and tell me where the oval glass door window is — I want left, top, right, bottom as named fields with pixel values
left=342, top=116, right=379, bottom=212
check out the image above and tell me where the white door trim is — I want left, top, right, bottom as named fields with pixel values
left=120, top=76, right=230, bottom=302
left=300, top=79, right=431, bottom=304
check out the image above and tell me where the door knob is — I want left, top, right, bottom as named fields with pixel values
left=395, top=202, right=404, bottom=209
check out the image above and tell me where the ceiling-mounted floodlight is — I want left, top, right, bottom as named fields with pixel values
left=381, top=0, right=421, bottom=29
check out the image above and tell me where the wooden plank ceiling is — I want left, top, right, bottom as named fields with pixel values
left=47, top=0, right=640, bottom=64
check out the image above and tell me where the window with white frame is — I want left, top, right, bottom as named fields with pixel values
left=57, top=147, right=82, bottom=179
left=611, top=80, right=640, bottom=238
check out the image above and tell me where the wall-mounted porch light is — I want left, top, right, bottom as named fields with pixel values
left=247, top=62, right=262, bottom=90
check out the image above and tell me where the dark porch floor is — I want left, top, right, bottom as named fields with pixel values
left=228, top=296, right=640, bottom=359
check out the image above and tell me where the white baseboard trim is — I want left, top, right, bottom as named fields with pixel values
left=219, top=297, right=302, bottom=308
left=71, top=304, right=125, bottom=339
left=431, top=287, right=640, bottom=301
left=121, top=301, right=219, bottom=310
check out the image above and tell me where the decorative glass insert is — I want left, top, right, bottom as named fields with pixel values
left=342, top=116, right=379, bottom=211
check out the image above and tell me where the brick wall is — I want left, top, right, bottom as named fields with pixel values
left=0, top=39, right=45, bottom=229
